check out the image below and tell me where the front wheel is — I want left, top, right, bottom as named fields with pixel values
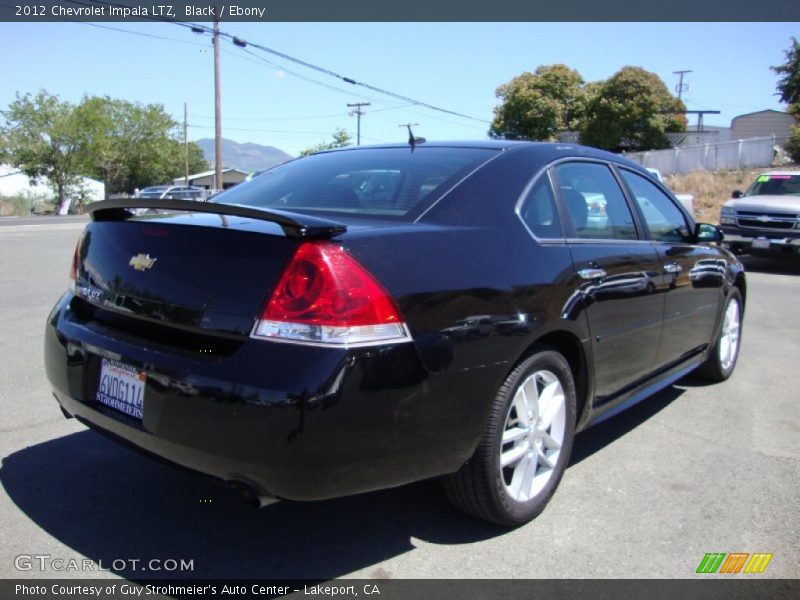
left=697, top=288, right=743, bottom=382
left=443, top=349, right=576, bottom=526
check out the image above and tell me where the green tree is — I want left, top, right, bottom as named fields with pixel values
left=490, top=65, right=587, bottom=140
left=78, top=96, right=207, bottom=195
left=772, top=37, right=800, bottom=114
left=0, top=90, right=89, bottom=214
left=784, top=126, right=800, bottom=163
left=772, top=37, right=800, bottom=163
left=580, top=67, right=687, bottom=151
left=299, top=128, right=353, bottom=156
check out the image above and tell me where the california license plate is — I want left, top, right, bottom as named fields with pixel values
left=752, top=238, right=770, bottom=250
left=96, top=358, right=146, bottom=419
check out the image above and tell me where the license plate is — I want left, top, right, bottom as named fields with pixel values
left=752, top=238, right=770, bottom=250
left=96, top=358, right=146, bottom=419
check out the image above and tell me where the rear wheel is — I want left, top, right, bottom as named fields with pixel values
left=443, top=349, right=576, bottom=526
left=697, top=288, right=743, bottom=382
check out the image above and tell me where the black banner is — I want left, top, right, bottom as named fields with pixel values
left=3, top=579, right=800, bottom=600
left=1, top=0, right=799, bottom=22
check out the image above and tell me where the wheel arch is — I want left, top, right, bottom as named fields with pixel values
left=734, top=272, right=747, bottom=308
left=510, top=330, right=591, bottom=430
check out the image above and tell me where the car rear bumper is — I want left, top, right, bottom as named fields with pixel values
left=44, top=292, right=473, bottom=501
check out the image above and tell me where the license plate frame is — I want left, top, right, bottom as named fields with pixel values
left=96, top=358, right=146, bottom=419
left=751, top=238, right=770, bottom=250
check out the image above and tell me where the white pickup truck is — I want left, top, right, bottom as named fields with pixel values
left=718, top=170, right=800, bottom=258
left=646, top=168, right=696, bottom=217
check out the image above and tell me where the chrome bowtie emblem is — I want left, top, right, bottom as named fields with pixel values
left=129, top=253, right=157, bottom=271
left=757, top=215, right=770, bottom=222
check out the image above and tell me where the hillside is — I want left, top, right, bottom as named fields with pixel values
left=194, top=138, right=293, bottom=173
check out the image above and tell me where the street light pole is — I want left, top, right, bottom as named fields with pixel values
left=183, top=102, right=189, bottom=186
left=213, top=16, right=223, bottom=192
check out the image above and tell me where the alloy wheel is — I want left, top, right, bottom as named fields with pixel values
left=718, top=298, right=741, bottom=372
left=500, top=369, right=566, bottom=502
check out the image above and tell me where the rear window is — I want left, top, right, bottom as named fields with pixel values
left=213, top=147, right=498, bottom=219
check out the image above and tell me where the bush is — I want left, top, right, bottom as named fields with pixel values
left=0, top=193, right=56, bottom=216
left=786, top=125, right=800, bottom=164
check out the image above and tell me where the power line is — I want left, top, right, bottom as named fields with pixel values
left=240, top=38, right=490, bottom=123
left=191, top=112, right=361, bottom=122
left=69, top=0, right=490, bottom=125
left=68, top=20, right=208, bottom=47
left=236, top=46, right=385, bottom=106
left=189, top=124, right=342, bottom=135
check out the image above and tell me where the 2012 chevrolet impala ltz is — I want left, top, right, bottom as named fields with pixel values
left=44, top=141, right=745, bottom=525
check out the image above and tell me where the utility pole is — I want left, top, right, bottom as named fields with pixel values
left=673, top=70, right=692, bottom=101
left=183, top=102, right=189, bottom=186
left=347, top=102, right=370, bottom=145
left=213, top=15, right=223, bottom=192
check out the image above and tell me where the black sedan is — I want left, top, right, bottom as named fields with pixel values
left=44, top=141, right=745, bottom=525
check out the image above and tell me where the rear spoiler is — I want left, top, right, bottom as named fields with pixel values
left=85, top=199, right=347, bottom=239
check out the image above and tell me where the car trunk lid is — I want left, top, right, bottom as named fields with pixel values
left=74, top=201, right=349, bottom=337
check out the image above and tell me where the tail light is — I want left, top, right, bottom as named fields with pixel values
left=253, top=242, right=411, bottom=346
left=69, top=232, right=84, bottom=282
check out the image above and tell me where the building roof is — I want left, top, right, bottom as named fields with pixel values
left=731, top=109, right=794, bottom=122
left=184, top=168, right=250, bottom=179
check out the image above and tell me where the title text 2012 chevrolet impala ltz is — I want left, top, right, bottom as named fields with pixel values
left=44, top=142, right=745, bottom=525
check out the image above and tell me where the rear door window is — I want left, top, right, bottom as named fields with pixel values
left=619, top=169, right=691, bottom=243
left=553, top=162, right=638, bottom=240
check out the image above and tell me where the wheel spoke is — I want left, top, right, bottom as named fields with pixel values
left=503, top=426, right=529, bottom=444
left=540, top=430, right=561, bottom=451
left=501, top=442, right=528, bottom=467
left=719, top=336, right=731, bottom=364
left=515, top=454, right=537, bottom=500
left=539, top=381, right=564, bottom=429
left=522, top=376, right=539, bottom=420
left=536, top=446, right=555, bottom=470
left=512, top=387, right=529, bottom=425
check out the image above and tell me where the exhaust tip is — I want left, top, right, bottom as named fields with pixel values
left=228, top=479, right=278, bottom=509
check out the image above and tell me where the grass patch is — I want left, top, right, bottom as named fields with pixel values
left=0, top=194, right=56, bottom=217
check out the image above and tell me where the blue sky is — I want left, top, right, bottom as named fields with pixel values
left=0, top=22, right=797, bottom=158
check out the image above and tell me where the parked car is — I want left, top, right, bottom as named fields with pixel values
left=44, top=141, right=745, bottom=526
left=137, top=185, right=208, bottom=201
left=646, top=167, right=696, bottom=216
left=718, top=170, right=800, bottom=258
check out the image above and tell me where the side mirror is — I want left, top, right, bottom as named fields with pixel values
left=732, top=190, right=743, bottom=199
left=695, top=223, right=724, bottom=243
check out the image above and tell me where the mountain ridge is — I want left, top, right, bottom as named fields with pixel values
left=194, top=138, right=293, bottom=173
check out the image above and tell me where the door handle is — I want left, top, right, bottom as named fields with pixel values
left=577, top=268, right=607, bottom=280
left=663, top=263, right=683, bottom=274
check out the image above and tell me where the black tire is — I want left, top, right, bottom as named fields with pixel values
left=443, top=348, right=577, bottom=526
left=696, top=288, right=743, bottom=382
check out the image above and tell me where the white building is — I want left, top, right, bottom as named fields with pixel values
left=0, top=164, right=105, bottom=209
left=730, top=109, right=795, bottom=143
left=172, top=168, right=249, bottom=190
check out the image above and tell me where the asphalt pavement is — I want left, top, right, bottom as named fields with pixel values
left=0, top=219, right=797, bottom=580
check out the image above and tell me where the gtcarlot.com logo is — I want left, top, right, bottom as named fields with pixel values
left=14, top=554, right=194, bottom=573
left=696, top=552, right=773, bottom=574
